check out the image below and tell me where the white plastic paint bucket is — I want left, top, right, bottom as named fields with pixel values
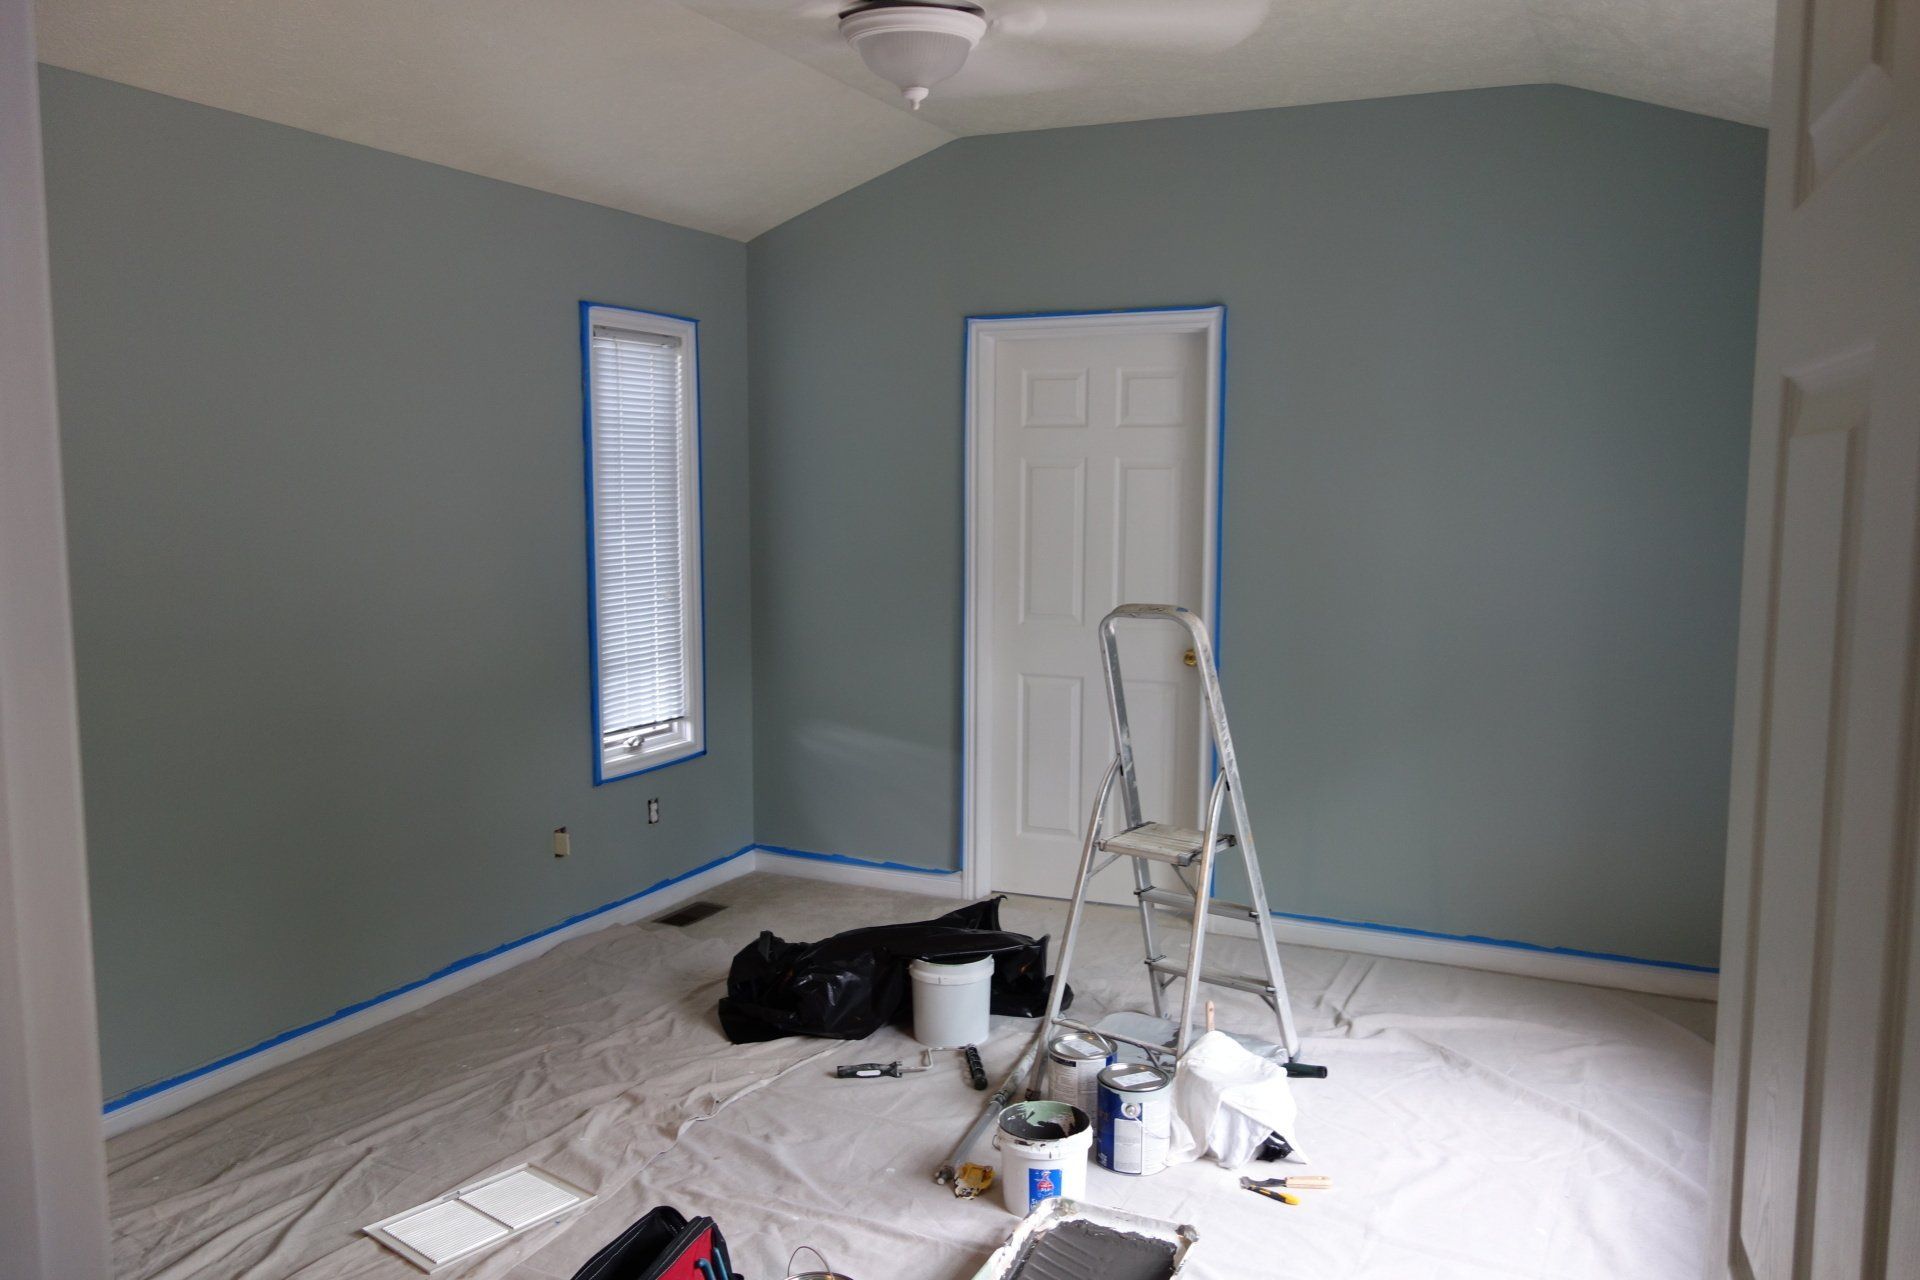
left=992, top=1100, right=1092, bottom=1216
left=909, top=955, right=993, bottom=1048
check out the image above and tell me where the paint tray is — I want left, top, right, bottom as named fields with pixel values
left=966, top=1198, right=1198, bottom=1280
left=365, top=1163, right=597, bottom=1272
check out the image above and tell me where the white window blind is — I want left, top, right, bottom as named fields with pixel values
left=586, top=309, right=702, bottom=778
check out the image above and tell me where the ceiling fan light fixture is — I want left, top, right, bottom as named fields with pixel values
left=839, top=2, right=988, bottom=110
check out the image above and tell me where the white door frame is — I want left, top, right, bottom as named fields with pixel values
left=0, top=0, right=113, bottom=1274
left=961, top=306, right=1225, bottom=901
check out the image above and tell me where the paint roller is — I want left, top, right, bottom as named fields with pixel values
left=933, top=1027, right=1045, bottom=1186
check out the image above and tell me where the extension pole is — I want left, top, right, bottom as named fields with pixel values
left=933, top=1028, right=1045, bottom=1184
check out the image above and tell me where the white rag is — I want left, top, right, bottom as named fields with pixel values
left=1167, top=1029, right=1302, bottom=1167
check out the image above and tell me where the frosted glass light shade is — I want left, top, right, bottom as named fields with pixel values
left=840, top=4, right=987, bottom=109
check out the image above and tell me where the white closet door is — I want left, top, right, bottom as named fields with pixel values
left=1706, top=0, right=1920, bottom=1274
left=981, top=323, right=1209, bottom=903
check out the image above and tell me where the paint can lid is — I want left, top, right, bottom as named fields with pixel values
left=908, top=955, right=995, bottom=985
left=1048, top=1032, right=1115, bottom=1061
left=1098, top=1063, right=1172, bottom=1092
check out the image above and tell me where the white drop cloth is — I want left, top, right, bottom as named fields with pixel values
left=107, top=872, right=1714, bottom=1280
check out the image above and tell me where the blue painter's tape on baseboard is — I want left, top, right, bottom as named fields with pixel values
left=1266, top=907, right=1718, bottom=974
left=103, top=843, right=760, bottom=1114
left=760, top=843, right=1708, bottom=974
left=756, top=844, right=961, bottom=877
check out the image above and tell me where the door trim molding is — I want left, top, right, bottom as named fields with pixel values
left=961, top=306, right=1226, bottom=901
left=0, top=2, right=113, bottom=1267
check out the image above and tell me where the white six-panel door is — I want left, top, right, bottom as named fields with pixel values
left=965, top=310, right=1219, bottom=904
left=1706, top=0, right=1920, bottom=1275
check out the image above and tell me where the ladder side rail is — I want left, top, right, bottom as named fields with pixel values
left=1181, top=616, right=1308, bottom=1059
left=1174, top=771, right=1230, bottom=1054
left=1026, top=754, right=1122, bottom=1097
left=1248, top=891, right=1302, bottom=1058
left=1185, top=617, right=1256, bottom=864
left=1105, top=603, right=1244, bottom=848
left=1099, top=604, right=1213, bottom=834
left=1096, top=615, right=1146, bottom=832
left=1191, top=636, right=1307, bottom=1059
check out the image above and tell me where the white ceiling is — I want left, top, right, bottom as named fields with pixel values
left=35, top=0, right=1773, bottom=242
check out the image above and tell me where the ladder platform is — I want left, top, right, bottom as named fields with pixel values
left=1098, top=822, right=1235, bottom=866
left=1145, top=956, right=1277, bottom=998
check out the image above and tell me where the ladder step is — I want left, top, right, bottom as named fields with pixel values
left=1098, top=822, right=1234, bottom=866
left=1137, top=886, right=1262, bottom=923
left=1145, top=956, right=1276, bottom=997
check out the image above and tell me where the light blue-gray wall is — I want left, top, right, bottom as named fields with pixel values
left=39, top=69, right=754, bottom=1099
left=44, top=74, right=1761, bottom=1099
left=748, top=86, right=1764, bottom=968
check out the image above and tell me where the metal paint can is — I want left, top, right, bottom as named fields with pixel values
left=1095, top=1062, right=1173, bottom=1176
left=785, top=1245, right=855, bottom=1280
left=1044, top=1031, right=1115, bottom=1120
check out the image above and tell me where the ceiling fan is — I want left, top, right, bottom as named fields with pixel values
left=696, top=1, right=1273, bottom=111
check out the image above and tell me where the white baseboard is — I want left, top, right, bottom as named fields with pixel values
left=1195, top=908, right=1717, bottom=1001
left=749, top=849, right=1713, bottom=999
left=105, top=843, right=1710, bottom=1138
left=102, top=847, right=761, bottom=1138
left=750, top=846, right=969, bottom=897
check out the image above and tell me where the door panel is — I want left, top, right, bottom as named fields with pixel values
left=1708, top=0, right=1919, bottom=1274
left=1021, top=460, right=1086, bottom=624
left=978, top=319, right=1213, bottom=903
left=1018, top=674, right=1084, bottom=840
left=1116, top=463, right=1183, bottom=603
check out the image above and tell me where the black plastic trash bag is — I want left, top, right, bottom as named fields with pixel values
left=717, top=896, right=1070, bottom=1044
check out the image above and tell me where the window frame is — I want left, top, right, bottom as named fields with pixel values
left=580, top=301, right=707, bottom=785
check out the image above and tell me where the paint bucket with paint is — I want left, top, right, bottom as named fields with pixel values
left=1096, top=1062, right=1174, bottom=1176
left=992, top=1099, right=1092, bottom=1216
left=909, top=955, right=994, bottom=1048
left=1043, top=1031, right=1115, bottom=1120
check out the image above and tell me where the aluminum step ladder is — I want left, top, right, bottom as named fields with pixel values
left=1028, top=604, right=1325, bottom=1088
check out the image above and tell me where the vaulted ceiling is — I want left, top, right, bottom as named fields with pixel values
left=35, top=0, right=1773, bottom=241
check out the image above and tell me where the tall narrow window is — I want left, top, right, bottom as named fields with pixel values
left=583, top=304, right=704, bottom=782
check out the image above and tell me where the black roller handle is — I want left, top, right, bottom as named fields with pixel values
left=962, top=1045, right=988, bottom=1090
left=835, top=1062, right=906, bottom=1079
left=1284, top=1062, right=1329, bottom=1079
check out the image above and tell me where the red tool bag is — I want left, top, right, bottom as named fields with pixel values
left=569, top=1206, right=742, bottom=1280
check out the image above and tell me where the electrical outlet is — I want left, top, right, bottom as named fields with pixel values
left=552, top=827, right=569, bottom=858
left=647, top=799, right=660, bottom=825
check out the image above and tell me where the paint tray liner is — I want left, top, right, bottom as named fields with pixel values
left=365, top=1163, right=596, bottom=1272
left=967, top=1198, right=1198, bottom=1280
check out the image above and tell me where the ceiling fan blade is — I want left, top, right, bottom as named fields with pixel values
left=688, top=0, right=844, bottom=17
left=679, top=0, right=852, bottom=57
left=939, top=41, right=1095, bottom=97
left=987, top=0, right=1271, bottom=53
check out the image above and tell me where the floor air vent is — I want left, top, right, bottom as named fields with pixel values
left=365, top=1164, right=595, bottom=1272
left=655, top=900, right=727, bottom=927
